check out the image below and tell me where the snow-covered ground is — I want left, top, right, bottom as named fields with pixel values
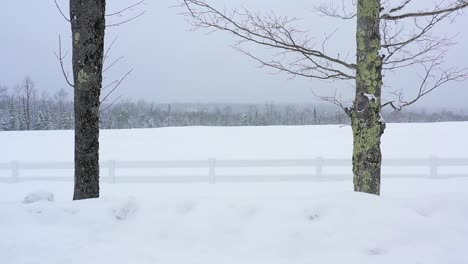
left=1, top=122, right=468, bottom=264
left=2, top=180, right=468, bottom=264
left=0, top=122, right=467, bottom=162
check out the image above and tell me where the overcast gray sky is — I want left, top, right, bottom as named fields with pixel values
left=0, top=0, right=467, bottom=109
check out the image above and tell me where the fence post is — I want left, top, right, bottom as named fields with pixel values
left=11, top=161, right=19, bottom=182
left=109, top=160, right=116, bottom=183
left=430, top=155, right=438, bottom=178
left=316, top=157, right=323, bottom=180
left=208, top=158, right=216, bottom=184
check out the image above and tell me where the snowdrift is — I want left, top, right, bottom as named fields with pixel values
left=1, top=181, right=468, bottom=264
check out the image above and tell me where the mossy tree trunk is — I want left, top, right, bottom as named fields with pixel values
left=351, top=0, right=385, bottom=195
left=70, top=0, right=106, bottom=200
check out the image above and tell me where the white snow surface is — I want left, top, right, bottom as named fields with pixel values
left=0, top=122, right=466, bottom=162
left=1, top=122, right=468, bottom=264
left=1, top=180, right=468, bottom=264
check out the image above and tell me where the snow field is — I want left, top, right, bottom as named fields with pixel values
left=1, top=122, right=468, bottom=264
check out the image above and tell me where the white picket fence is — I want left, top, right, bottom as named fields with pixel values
left=0, top=157, right=467, bottom=183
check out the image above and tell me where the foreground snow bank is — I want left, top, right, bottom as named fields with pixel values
left=1, top=180, right=468, bottom=264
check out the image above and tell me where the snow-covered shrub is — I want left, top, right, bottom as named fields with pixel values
left=23, top=190, right=55, bottom=203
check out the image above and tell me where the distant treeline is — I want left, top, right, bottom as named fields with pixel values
left=1, top=78, right=467, bottom=131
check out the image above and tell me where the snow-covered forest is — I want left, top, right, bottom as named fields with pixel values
left=1, top=77, right=467, bottom=131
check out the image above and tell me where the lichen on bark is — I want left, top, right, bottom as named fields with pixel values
left=352, top=0, right=385, bottom=195
left=74, top=32, right=80, bottom=43
left=77, top=69, right=89, bottom=84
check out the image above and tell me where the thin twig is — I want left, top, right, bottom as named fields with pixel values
left=107, top=11, right=146, bottom=27
left=53, top=35, right=74, bottom=88
left=100, top=69, right=133, bottom=105
left=53, top=0, right=71, bottom=22
left=106, top=0, right=145, bottom=17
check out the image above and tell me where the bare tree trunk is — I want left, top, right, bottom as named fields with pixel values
left=22, top=77, right=35, bottom=130
left=70, top=0, right=106, bottom=200
left=351, top=0, right=385, bottom=195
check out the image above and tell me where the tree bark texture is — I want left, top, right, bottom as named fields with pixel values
left=70, top=0, right=106, bottom=200
left=352, top=0, right=385, bottom=195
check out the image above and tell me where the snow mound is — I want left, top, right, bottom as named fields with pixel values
left=112, top=196, right=137, bottom=220
left=22, top=190, right=55, bottom=203
left=2, top=180, right=468, bottom=264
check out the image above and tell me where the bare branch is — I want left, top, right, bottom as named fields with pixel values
left=382, top=1, right=468, bottom=20
left=181, top=0, right=356, bottom=81
left=310, top=88, right=352, bottom=115
left=53, top=0, right=71, bottom=22
left=105, top=0, right=146, bottom=27
left=53, top=35, right=74, bottom=88
left=106, top=0, right=145, bottom=17
left=99, top=95, right=122, bottom=112
left=106, top=11, right=146, bottom=27
left=102, top=80, right=119, bottom=90
left=100, top=69, right=133, bottom=105
left=380, top=8, right=458, bottom=72
left=235, top=47, right=355, bottom=80
left=314, top=0, right=357, bottom=20
left=104, top=36, right=118, bottom=65
left=383, top=60, right=468, bottom=111
left=103, top=56, right=124, bottom=73
left=387, top=0, right=413, bottom=14
left=180, top=0, right=467, bottom=114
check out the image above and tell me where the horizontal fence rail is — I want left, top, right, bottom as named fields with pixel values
left=0, top=157, right=467, bottom=183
